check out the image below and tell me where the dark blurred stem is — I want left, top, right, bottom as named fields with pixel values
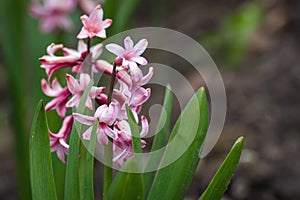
left=103, top=62, right=117, bottom=198
left=107, top=62, right=117, bottom=104
left=87, top=38, right=91, bottom=55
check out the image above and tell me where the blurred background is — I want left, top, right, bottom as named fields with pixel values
left=1, top=0, right=300, bottom=199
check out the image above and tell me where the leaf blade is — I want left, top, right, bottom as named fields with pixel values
left=81, top=120, right=98, bottom=200
left=143, top=85, right=173, bottom=194
left=147, top=88, right=208, bottom=200
left=29, top=101, right=57, bottom=200
left=106, top=159, right=144, bottom=200
left=64, top=80, right=94, bottom=200
left=199, top=137, right=244, bottom=200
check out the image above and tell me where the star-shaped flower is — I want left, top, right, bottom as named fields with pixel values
left=106, top=36, right=148, bottom=69
left=77, top=5, right=112, bottom=39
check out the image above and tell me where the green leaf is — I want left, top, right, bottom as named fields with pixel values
left=106, top=159, right=145, bottom=200
left=103, top=0, right=141, bottom=35
left=112, top=0, right=141, bottom=33
left=105, top=106, right=145, bottom=200
left=81, top=120, right=98, bottom=200
left=126, top=105, right=142, bottom=154
left=147, top=88, right=208, bottom=200
left=64, top=80, right=94, bottom=200
left=0, top=1, right=31, bottom=198
left=29, top=101, right=57, bottom=200
left=199, top=137, right=244, bottom=200
left=143, top=85, right=173, bottom=194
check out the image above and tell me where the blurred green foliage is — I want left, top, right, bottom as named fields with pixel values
left=201, top=2, right=263, bottom=67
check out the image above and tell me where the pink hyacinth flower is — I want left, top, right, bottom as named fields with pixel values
left=49, top=115, right=73, bottom=163
left=64, top=40, right=103, bottom=73
left=113, top=117, right=148, bottom=167
left=94, top=60, right=153, bottom=91
left=78, top=0, right=98, bottom=14
left=106, top=36, right=148, bottom=69
left=66, top=73, right=105, bottom=110
left=77, top=5, right=112, bottom=39
left=29, top=0, right=76, bottom=33
left=40, top=41, right=103, bottom=79
left=73, top=103, right=119, bottom=145
left=41, top=78, right=71, bottom=118
left=113, top=82, right=151, bottom=121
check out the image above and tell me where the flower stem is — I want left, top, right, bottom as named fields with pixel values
left=87, top=37, right=91, bottom=55
left=103, top=62, right=117, bottom=198
left=103, top=140, right=113, bottom=199
left=107, top=62, right=117, bottom=104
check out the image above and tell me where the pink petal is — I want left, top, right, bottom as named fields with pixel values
left=77, top=27, right=89, bottom=39
left=56, top=146, right=66, bottom=163
left=57, top=104, right=68, bottom=118
left=140, top=115, right=149, bottom=137
left=131, top=56, right=148, bottom=65
left=85, top=96, right=93, bottom=110
left=79, top=0, right=97, bottom=14
left=106, top=44, right=125, bottom=56
left=79, top=73, right=91, bottom=90
left=101, top=19, right=113, bottom=29
left=116, top=70, right=132, bottom=87
left=66, top=74, right=80, bottom=94
left=59, top=138, right=69, bottom=149
left=66, top=94, right=81, bottom=108
left=94, top=104, right=107, bottom=119
left=41, top=78, right=61, bottom=97
left=139, top=67, right=154, bottom=86
left=115, top=120, right=131, bottom=135
left=96, top=29, right=106, bottom=39
left=77, top=40, right=87, bottom=53
left=97, top=128, right=108, bottom=145
left=94, top=60, right=113, bottom=75
left=82, top=126, right=94, bottom=140
left=124, top=36, right=134, bottom=50
left=132, top=88, right=151, bottom=106
left=50, top=115, right=73, bottom=138
left=130, top=65, right=143, bottom=82
left=89, top=5, right=103, bottom=24
left=90, top=86, right=105, bottom=98
left=112, top=89, right=126, bottom=106
left=91, top=43, right=103, bottom=60
left=113, top=147, right=128, bottom=162
left=46, top=43, right=63, bottom=56
left=80, top=15, right=89, bottom=27
left=133, top=39, right=148, bottom=55
left=73, top=113, right=95, bottom=125
left=104, top=126, right=118, bottom=140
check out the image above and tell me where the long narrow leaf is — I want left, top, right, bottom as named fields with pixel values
left=29, top=101, right=57, bottom=200
left=0, top=1, right=31, bottom=198
left=126, top=105, right=142, bottom=154
left=147, top=88, right=208, bottom=200
left=199, top=137, right=244, bottom=200
left=143, top=85, right=173, bottom=194
left=106, top=159, right=144, bottom=200
left=112, top=0, right=141, bottom=33
left=81, top=120, right=98, bottom=200
left=105, top=106, right=145, bottom=200
left=64, top=80, right=94, bottom=200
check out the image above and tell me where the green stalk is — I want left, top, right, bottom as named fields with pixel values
left=0, top=0, right=31, bottom=199
left=103, top=140, right=113, bottom=199
left=103, top=62, right=117, bottom=198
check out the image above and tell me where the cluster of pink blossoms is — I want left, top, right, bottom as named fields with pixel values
left=40, top=5, right=153, bottom=166
left=30, top=0, right=98, bottom=33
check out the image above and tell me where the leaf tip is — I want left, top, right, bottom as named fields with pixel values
left=235, top=136, right=244, bottom=145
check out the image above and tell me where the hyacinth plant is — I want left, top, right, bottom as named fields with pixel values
left=29, top=4, right=244, bottom=200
